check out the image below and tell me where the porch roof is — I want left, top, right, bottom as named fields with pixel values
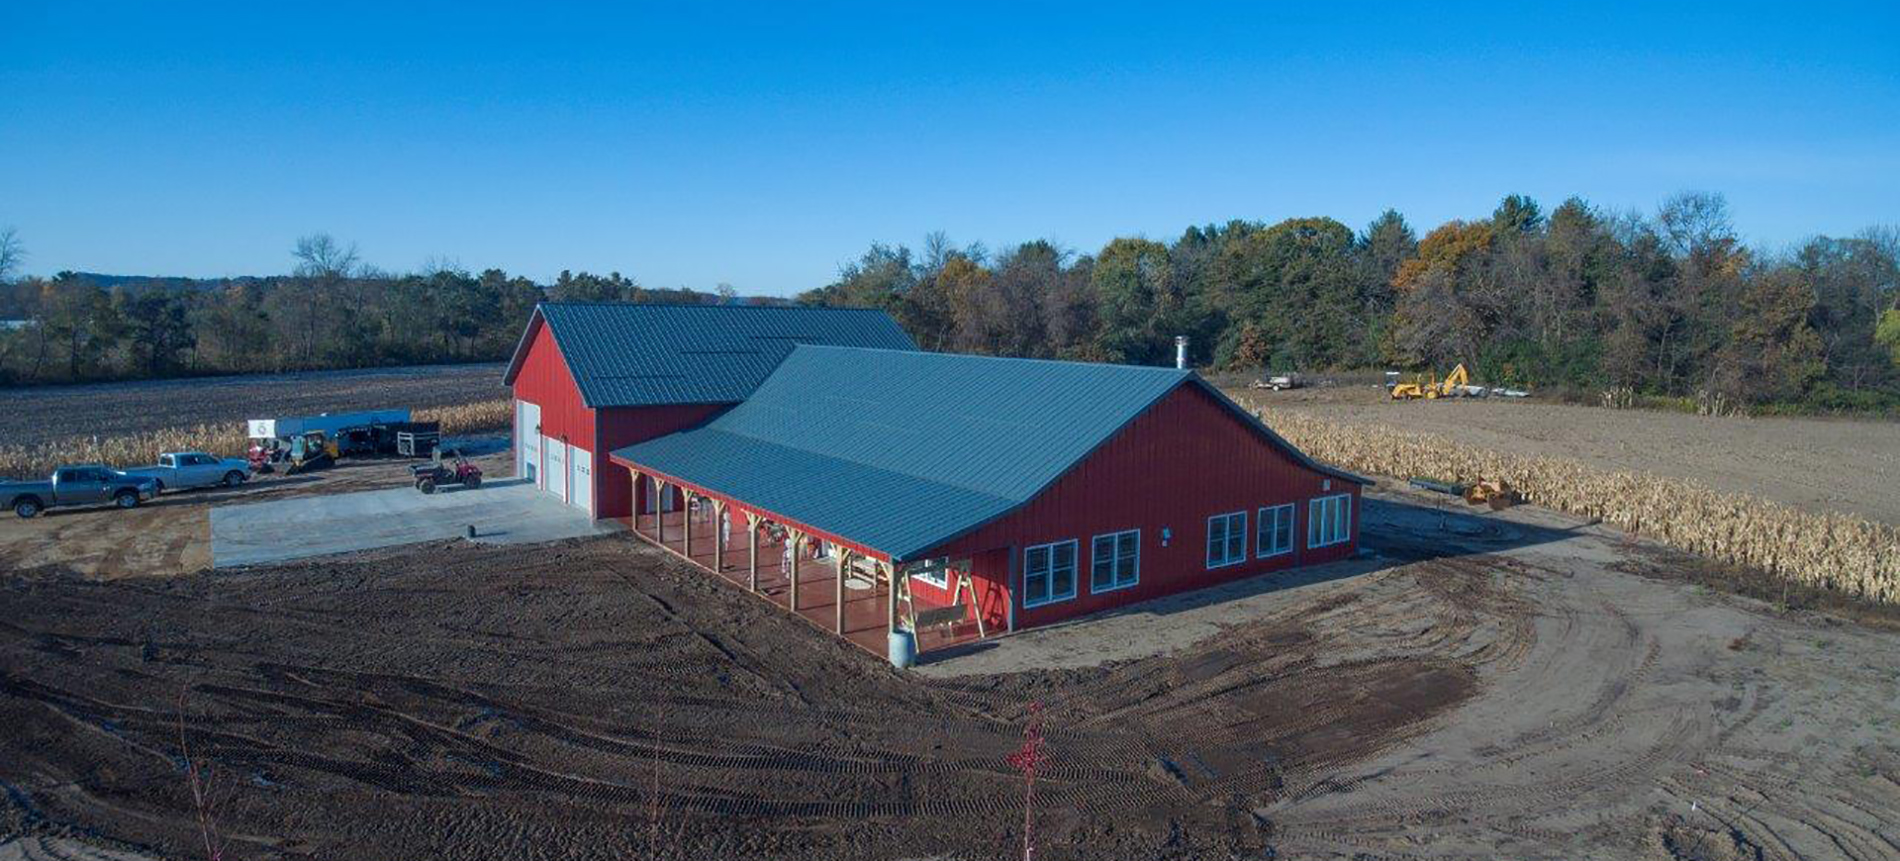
left=614, top=427, right=1016, bottom=560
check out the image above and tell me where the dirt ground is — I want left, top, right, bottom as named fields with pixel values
left=4, top=483, right=1897, bottom=860
left=0, top=446, right=511, bottom=579
left=1237, top=382, right=1900, bottom=526
left=0, top=363, right=508, bottom=446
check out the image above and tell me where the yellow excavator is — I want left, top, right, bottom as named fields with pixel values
left=1390, top=363, right=1472, bottom=400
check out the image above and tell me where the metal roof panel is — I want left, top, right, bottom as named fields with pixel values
left=506, top=303, right=917, bottom=407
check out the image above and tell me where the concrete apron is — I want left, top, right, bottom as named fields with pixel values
left=208, top=478, right=618, bottom=568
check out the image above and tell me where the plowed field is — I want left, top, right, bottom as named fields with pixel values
left=5, top=490, right=1898, bottom=860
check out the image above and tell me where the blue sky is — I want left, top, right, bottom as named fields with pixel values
left=3, top=2, right=1896, bottom=294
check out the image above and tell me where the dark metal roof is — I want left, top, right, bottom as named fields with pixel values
left=612, top=346, right=1366, bottom=561
left=501, top=302, right=917, bottom=408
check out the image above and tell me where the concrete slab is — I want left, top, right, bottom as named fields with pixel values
left=209, top=478, right=617, bottom=568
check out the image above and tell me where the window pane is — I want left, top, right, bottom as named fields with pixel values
left=1336, top=496, right=1349, bottom=541
left=1118, top=532, right=1138, bottom=585
left=1207, top=518, right=1224, bottom=563
left=1054, top=542, right=1074, bottom=569
left=1028, top=546, right=1049, bottom=575
left=1278, top=508, right=1293, bottom=551
left=1091, top=536, right=1114, bottom=590
left=1053, top=562, right=1073, bottom=597
left=1026, top=570, right=1048, bottom=601
left=1309, top=501, right=1321, bottom=546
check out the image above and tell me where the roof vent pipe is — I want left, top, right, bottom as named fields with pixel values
left=1174, top=336, right=1188, bottom=370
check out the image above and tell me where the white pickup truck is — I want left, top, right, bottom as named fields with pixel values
left=125, top=451, right=251, bottom=491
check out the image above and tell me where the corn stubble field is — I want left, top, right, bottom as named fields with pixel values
left=0, top=399, right=515, bottom=479
left=1242, top=394, right=1900, bottom=606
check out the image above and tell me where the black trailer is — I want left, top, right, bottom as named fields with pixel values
left=391, top=422, right=441, bottom=458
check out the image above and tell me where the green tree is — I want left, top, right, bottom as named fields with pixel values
left=115, top=288, right=197, bottom=376
left=1876, top=308, right=1900, bottom=369
left=1491, top=194, right=1544, bottom=234
left=1089, top=237, right=1176, bottom=364
left=1209, top=218, right=1359, bottom=370
left=40, top=273, right=122, bottom=379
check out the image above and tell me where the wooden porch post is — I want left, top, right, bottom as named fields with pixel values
left=787, top=529, right=804, bottom=611
left=626, top=467, right=642, bottom=530
left=654, top=479, right=668, bottom=544
left=746, top=512, right=759, bottom=592
left=681, top=490, right=694, bottom=561
left=835, top=549, right=854, bottom=635
left=706, top=497, right=718, bottom=570
left=883, top=561, right=897, bottom=634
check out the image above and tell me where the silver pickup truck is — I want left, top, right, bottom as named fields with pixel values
left=0, top=465, right=160, bottom=518
left=125, top=451, right=251, bottom=491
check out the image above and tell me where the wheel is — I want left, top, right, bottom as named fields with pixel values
left=114, top=490, right=140, bottom=509
left=14, top=498, right=41, bottom=519
left=418, top=477, right=437, bottom=494
left=464, top=475, right=480, bottom=490
left=223, top=471, right=246, bottom=488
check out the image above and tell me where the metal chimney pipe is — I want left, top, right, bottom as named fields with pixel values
left=1174, top=336, right=1188, bottom=370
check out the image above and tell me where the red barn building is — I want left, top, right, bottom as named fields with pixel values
left=607, top=346, right=1368, bottom=653
left=501, top=302, right=917, bottom=520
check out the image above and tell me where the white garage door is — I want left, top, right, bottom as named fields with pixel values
left=570, top=447, right=593, bottom=515
left=516, top=400, right=542, bottom=485
left=544, top=435, right=567, bottom=503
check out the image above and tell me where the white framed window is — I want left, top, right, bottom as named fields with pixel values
left=1206, top=511, right=1247, bottom=568
left=1022, top=540, right=1078, bottom=608
left=1089, top=529, right=1140, bottom=593
left=909, top=557, right=950, bottom=589
left=1308, top=494, right=1352, bottom=548
left=1257, top=503, right=1295, bottom=557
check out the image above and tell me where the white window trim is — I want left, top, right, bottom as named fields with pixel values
left=1309, top=494, right=1352, bottom=549
left=1022, top=539, right=1079, bottom=608
left=1089, top=529, right=1141, bottom=594
left=1206, top=511, right=1248, bottom=569
left=1257, top=503, right=1296, bottom=558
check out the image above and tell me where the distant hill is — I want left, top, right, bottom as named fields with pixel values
left=66, top=272, right=267, bottom=291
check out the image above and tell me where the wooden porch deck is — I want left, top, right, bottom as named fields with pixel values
left=625, top=508, right=981, bottom=657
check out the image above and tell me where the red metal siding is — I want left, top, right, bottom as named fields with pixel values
left=919, top=384, right=1360, bottom=632
left=597, top=404, right=730, bottom=520
left=511, top=320, right=596, bottom=452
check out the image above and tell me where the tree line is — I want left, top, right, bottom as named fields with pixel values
left=800, top=193, right=1900, bottom=412
left=0, top=232, right=730, bottom=385
left=3, top=193, right=1899, bottom=412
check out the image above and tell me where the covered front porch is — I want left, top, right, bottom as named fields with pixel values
left=616, top=466, right=990, bottom=657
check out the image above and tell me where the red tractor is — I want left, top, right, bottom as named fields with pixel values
left=410, top=449, right=482, bottom=494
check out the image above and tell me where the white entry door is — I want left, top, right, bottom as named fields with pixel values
left=544, top=436, right=567, bottom=502
left=516, top=400, right=542, bottom=484
left=570, top=448, right=593, bottom=515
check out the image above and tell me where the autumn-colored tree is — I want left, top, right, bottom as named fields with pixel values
left=1715, top=267, right=1824, bottom=403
